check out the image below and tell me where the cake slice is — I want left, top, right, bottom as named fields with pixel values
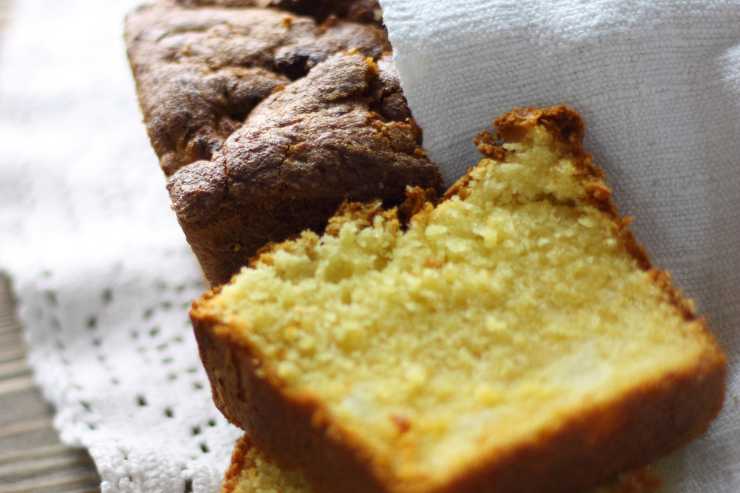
left=220, top=434, right=662, bottom=493
left=193, top=106, right=726, bottom=493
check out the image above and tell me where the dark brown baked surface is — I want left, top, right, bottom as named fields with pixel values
left=176, top=1, right=382, bottom=23
left=166, top=52, right=441, bottom=284
left=125, top=1, right=441, bottom=285
left=126, top=1, right=389, bottom=175
left=174, top=1, right=381, bottom=21
left=191, top=106, right=726, bottom=493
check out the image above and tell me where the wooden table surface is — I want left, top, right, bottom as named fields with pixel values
left=0, top=277, right=101, bottom=493
left=0, top=2, right=101, bottom=491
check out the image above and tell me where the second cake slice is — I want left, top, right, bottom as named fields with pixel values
left=193, top=106, right=725, bottom=493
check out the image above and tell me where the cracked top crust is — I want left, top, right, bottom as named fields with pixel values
left=167, top=53, right=440, bottom=225
left=125, top=0, right=389, bottom=175
left=175, top=0, right=382, bottom=23
left=127, top=0, right=442, bottom=284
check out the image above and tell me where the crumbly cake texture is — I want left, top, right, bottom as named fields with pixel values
left=125, top=1, right=441, bottom=285
left=192, top=106, right=726, bottom=493
left=220, top=435, right=661, bottom=493
left=221, top=435, right=311, bottom=493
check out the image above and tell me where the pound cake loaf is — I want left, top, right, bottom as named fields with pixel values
left=192, top=106, right=726, bottom=493
left=126, top=0, right=441, bottom=284
left=220, top=434, right=662, bottom=493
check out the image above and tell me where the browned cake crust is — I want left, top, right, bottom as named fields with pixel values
left=126, top=1, right=441, bottom=285
left=126, top=1, right=389, bottom=175
left=175, top=0, right=382, bottom=24
left=221, top=434, right=252, bottom=493
left=164, top=52, right=441, bottom=284
left=192, top=106, right=726, bottom=493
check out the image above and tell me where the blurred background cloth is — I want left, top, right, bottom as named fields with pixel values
left=379, top=0, right=740, bottom=490
left=0, top=2, right=240, bottom=493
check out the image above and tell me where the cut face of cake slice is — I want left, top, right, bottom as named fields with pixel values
left=193, top=106, right=726, bottom=493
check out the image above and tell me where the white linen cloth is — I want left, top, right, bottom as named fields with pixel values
left=379, top=0, right=740, bottom=491
left=0, top=0, right=737, bottom=492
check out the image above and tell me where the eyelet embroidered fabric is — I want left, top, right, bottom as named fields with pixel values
left=0, top=1, right=241, bottom=492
